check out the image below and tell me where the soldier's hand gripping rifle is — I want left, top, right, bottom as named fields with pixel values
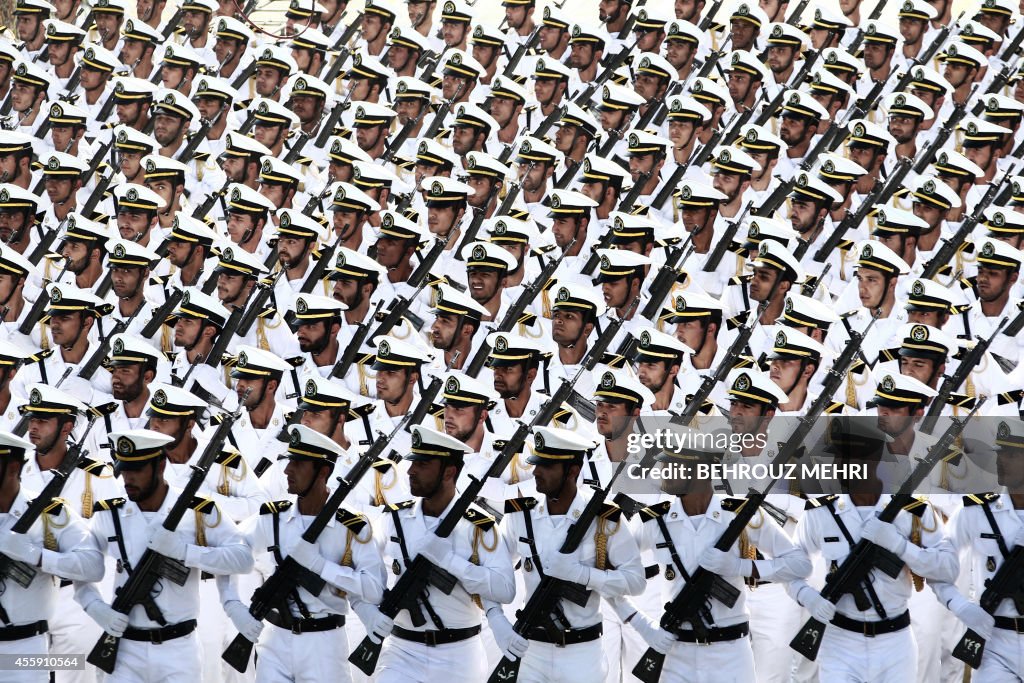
left=790, top=401, right=983, bottom=662
left=951, top=536, right=1024, bottom=668
left=463, top=238, right=576, bottom=378
left=350, top=298, right=639, bottom=677
left=487, top=457, right=635, bottom=683
left=702, top=199, right=753, bottom=273
left=87, top=397, right=248, bottom=674
left=637, top=312, right=879, bottom=682
left=920, top=163, right=1014, bottom=279
left=0, top=409, right=101, bottom=591
left=221, top=410, right=415, bottom=672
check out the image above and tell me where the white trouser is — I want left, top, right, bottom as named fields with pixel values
left=517, top=638, right=605, bottom=683
left=655, top=637, right=756, bottom=683
left=106, top=631, right=201, bottom=683
left=49, top=583, right=103, bottom=683
left=747, top=582, right=802, bottom=683
left=817, top=622, right=916, bottom=683
left=345, top=610, right=371, bottom=683
left=221, top=570, right=260, bottom=683
left=0, top=632, right=49, bottom=683
left=908, top=583, right=952, bottom=683
left=974, top=626, right=1024, bottom=683
left=375, top=634, right=484, bottom=683
left=198, top=576, right=229, bottom=683
left=255, top=622, right=352, bottom=683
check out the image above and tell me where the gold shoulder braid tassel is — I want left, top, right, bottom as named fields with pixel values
left=739, top=522, right=761, bottom=588
left=507, top=453, right=522, bottom=485
left=846, top=370, right=858, bottom=409
left=81, top=474, right=93, bottom=519
left=39, top=321, right=49, bottom=351
left=908, top=506, right=937, bottom=592
left=161, top=324, right=173, bottom=355
left=358, top=362, right=369, bottom=396
left=594, top=514, right=621, bottom=571
left=373, top=467, right=396, bottom=507
left=41, top=500, right=68, bottom=551
left=331, top=524, right=372, bottom=598
left=256, top=317, right=270, bottom=351
left=217, top=456, right=247, bottom=497
left=470, top=525, right=498, bottom=609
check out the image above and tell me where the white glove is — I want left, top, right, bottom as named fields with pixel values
left=0, top=531, right=41, bottom=565
left=801, top=589, right=836, bottom=623
left=860, top=517, right=907, bottom=556
left=698, top=547, right=748, bottom=578
left=85, top=602, right=129, bottom=637
left=224, top=600, right=264, bottom=643
left=353, top=603, right=394, bottom=644
left=147, top=526, right=188, bottom=562
left=287, top=538, right=326, bottom=575
left=487, top=609, right=529, bottom=660
left=418, top=534, right=456, bottom=568
left=954, top=602, right=995, bottom=641
left=543, top=552, right=590, bottom=585
left=631, top=612, right=676, bottom=654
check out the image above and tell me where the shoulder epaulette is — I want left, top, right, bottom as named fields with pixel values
left=371, top=459, right=393, bottom=472
left=335, top=508, right=368, bottom=533
left=296, top=157, right=313, bottom=166
left=902, top=498, right=927, bottom=517
left=878, top=347, right=899, bottom=363
left=533, top=244, right=557, bottom=255
left=848, top=358, right=866, bottom=375
left=840, top=310, right=859, bottom=320
left=188, top=496, right=217, bottom=515
left=598, top=501, right=623, bottom=522
left=350, top=403, right=376, bottom=418
left=43, top=498, right=67, bottom=516
left=92, top=497, right=126, bottom=515
left=729, top=274, right=752, bottom=285
left=463, top=507, right=496, bottom=530
left=998, top=389, right=1024, bottom=405
left=639, top=500, right=672, bottom=521
left=962, top=492, right=999, bottom=507
left=77, top=457, right=111, bottom=476
left=192, top=152, right=210, bottom=162
left=720, top=498, right=751, bottom=513
left=504, top=496, right=538, bottom=514
left=387, top=500, right=416, bottom=512
left=215, top=451, right=243, bottom=468
left=260, top=500, right=293, bottom=515
left=823, top=401, right=845, bottom=415
left=945, top=393, right=975, bottom=409
left=837, top=239, right=855, bottom=251
left=805, top=494, right=839, bottom=510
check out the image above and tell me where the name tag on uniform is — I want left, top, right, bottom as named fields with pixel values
left=824, top=537, right=840, bottom=543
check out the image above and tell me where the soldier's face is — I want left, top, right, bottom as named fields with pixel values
left=887, top=114, right=919, bottom=144
left=80, top=65, right=107, bottom=90
left=299, top=409, right=337, bottom=437
left=674, top=319, right=707, bottom=352
left=375, top=368, right=411, bottom=402
left=911, top=201, right=943, bottom=231
left=181, top=9, right=209, bottom=37
left=489, top=96, right=517, bottom=128
left=276, top=236, right=308, bottom=267
left=595, top=400, right=632, bottom=439
left=769, top=358, right=805, bottom=394
left=355, top=124, right=384, bottom=151
left=550, top=216, right=582, bottom=249
left=876, top=405, right=916, bottom=438
left=408, top=458, right=447, bottom=497
left=0, top=274, right=22, bottom=305
left=429, top=312, right=461, bottom=350
left=862, top=43, right=892, bottom=70
left=976, top=265, right=1017, bottom=303
left=899, top=17, right=926, bottom=44
left=258, top=183, right=288, bottom=209
left=766, top=45, right=795, bottom=73
left=16, top=15, right=41, bottom=43
left=93, top=13, right=122, bottom=44
left=60, top=241, right=91, bottom=274
left=440, top=20, right=467, bottom=47
left=119, top=38, right=145, bottom=66
left=730, top=20, right=757, bottom=51
left=45, top=176, right=76, bottom=205
left=568, top=43, right=595, bottom=70
left=121, top=463, right=160, bottom=501
left=49, top=311, right=86, bottom=347
left=451, top=126, right=479, bottom=156
left=666, top=39, right=694, bottom=69
left=899, top=356, right=940, bottom=386
left=0, top=210, right=27, bottom=242
left=491, top=364, right=527, bottom=398
left=467, top=268, right=501, bottom=304
left=533, top=77, right=558, bottom=106
left=996, top=448, right=1024, bottom=489
left=284, top=458, right=318, bottom=495
left=680, top=206, right=711, bottom=234
left=443, top=404, right=479, bottom=442
left=111, top=364, right=146, bottom=401
left=633, top=27, right=663, bottom=53
left=145, top=178, right=178, bottom=212
left=27, top=416, right=62, bottom=454
left=217, top=272, right=248, bottom=304
left=372, top=237, right=408, bottom=269
left=712, top=171, right=744, bottom=203
left=441, top=74, right=472, bottom=101
left=599, top=0, right=624, bottom=23
left=634, top=73, right=662, bottom=101
left=235, top=376, right=268, bottom=409
left=195, top=96, right=224, bottom=120
left=729, top=400, right=767, bottom=436
left=115, top=101, right=145, bottom=127
left=749, top=266, right=781, bottom=302
left=386, top=45, right=413, bottom=73
left=173, top=316, right=204, bottom=348
left=255, top=67, right=284, bottom=96
left=539, top=25, right=564, bottom=52
left=426, top=205, right=459, bottom=236
left=296, top=320, right=330, bottom=354
left=111, top=265, right=145, bottom=300
left=10, top=83, right=40, bottom=113
left=907, top=309, right=945, bottom=327
left=53, top=0, right=76, bottom=20
left=472, top=44, right=498, bottom=70
left=856, top=268, right=889, bottom=309
left=532, top=460, right=572, bottom=496
left=675, top=0, right=701, bottom=19
left=117, top=209, right=154, bottom=241
left=779, top=114, right=811, bottom=145
left=289, top=94, right=320, bottom=123
left=637, top=360, right=674, bottom=394
left=551, top=309, right=586, bottom=346
left=47, top=41, right=74, bottom=68
left=152, top=112, right=186, bottom=146
left=601, top=277, right=631, bottom=310
left=226, top=212, right=259, bottom=244
left=668, top=120, right=698, bottom=148
left=789, top=198, right=820, bottom=234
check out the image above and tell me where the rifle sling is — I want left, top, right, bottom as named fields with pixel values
left=654, top=515, right=715, bottom=626
left=977, top=499, right=1011, bottom=559
left=821, top=500, right=887, bottom=619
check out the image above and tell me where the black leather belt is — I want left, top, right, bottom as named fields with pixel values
left=392, top=624, right=481, bottom=646
left=123, top=619, right=197, bottom=644
left=831, top=610, right=910, bottom=637
left=674, top=622, right=749, bottom=643
left=994, top=616, right=1024, bottom=633
left=266, top=611, right=345, bottom=634
left=526, top=623, right=603, bottom=646
left=0, top=620, right=48, bottom=641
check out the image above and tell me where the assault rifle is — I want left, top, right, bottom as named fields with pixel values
left=369, top=234, right=450, bottom=341
left=790, top=402, right=982, bottom=662
left=77, top=306, right=144, bottom=380
left=236, top=269, right=286, bottom=337
left=140, top=289, right=183, bottom=338
left=351, top=299, right=639, bottom=677
left=221, top=410, right=414, bottom=672
left=912, top=89, right=974, bottom=174
left=502, top=24, right=541, bottom=78
left=87, top=397, right=247, bottom=674
left=703, top=200, right=753, bottom=272
left=330, top=300, right=382, bottom=380
left=951, top=544, right=1024, bottom=668
left=176, top=119, right=212, bottom=163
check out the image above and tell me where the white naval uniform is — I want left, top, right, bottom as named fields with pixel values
left=492, top=489, right=646, bottom=683
left=631, top=495, right=811, bottom=683
left=375, top=496, right=515, bottom=683
left=930, top=492, right=1024, bottom=683
left=0, top=489, right=104, bottom=683
left=232, top=498, right=387, bottom=683
left=788, top=493, right=959, bottom=683
left=75, top=488, right=253, bottom=683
